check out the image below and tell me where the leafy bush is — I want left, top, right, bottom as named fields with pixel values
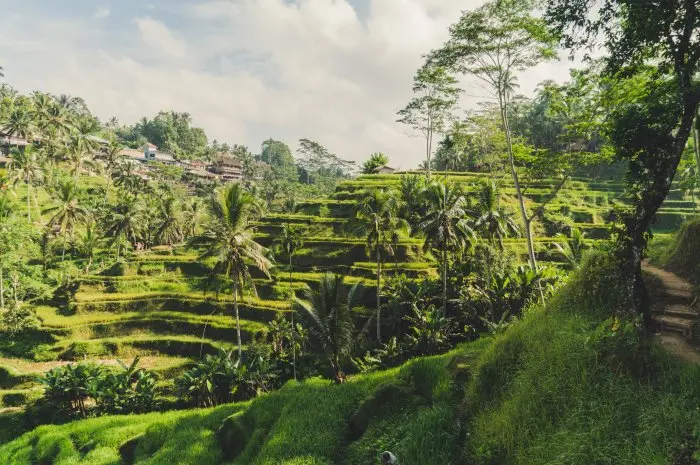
left=40, top=359, right=160, bottom=419
left=91, top=357, right=160, bottom=415
left=175, top=349, right=246, bottom=407
left=41, top=363, right=102, bottom=418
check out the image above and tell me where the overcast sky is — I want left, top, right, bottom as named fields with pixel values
left=0, top=0, right=582, bottom=168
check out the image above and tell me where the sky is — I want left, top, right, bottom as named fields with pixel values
left=0, top=0, right=583, bottom=168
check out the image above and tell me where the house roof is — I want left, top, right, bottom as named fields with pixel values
left=372, top=165, right=395, bottom=173
left=119, top=149, right=144, bottom=159
left=153, top=151, right=176, bottom=162
left=214, top=152, right=242, bottom=168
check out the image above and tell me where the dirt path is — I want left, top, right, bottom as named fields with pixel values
left=643, top=262, right=700, bottom=364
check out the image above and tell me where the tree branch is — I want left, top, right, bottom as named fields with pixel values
left=527, top=174, right=570, bottom=224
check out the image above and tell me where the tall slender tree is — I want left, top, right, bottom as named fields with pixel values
left=351, top=189, right=409, bottom=341
left=546, top=0, right=700, bottom=318
left=105, top=194, right=143, bottom=259
left=8, top=146, right=43, bottom=221
left=427, top=0, right=556, bottom=270
left=397, top=66, right=462, bottom=179
left=43, top=180, right=90, bottom=264
left=277, top=223, right=305, bottom=380
left=420, top=181, right=474, bottom=316
left=192, top=184, right=273, bottom=359
left=473, top=180, right=520, bottom=249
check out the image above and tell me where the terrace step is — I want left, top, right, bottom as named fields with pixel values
left=652, top=304, right=699, bottom=320
left=644, top=262, right=700, bottom=350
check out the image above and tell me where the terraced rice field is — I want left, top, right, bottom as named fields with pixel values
left=3, top=171, right=697, bottom=408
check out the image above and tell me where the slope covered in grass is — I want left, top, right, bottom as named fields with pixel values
left=2, top=251, right=700, bottom=464
left=648, top=216, right=700, bottom=284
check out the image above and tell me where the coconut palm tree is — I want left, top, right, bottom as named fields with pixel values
left=72, top=118, right=101, bottom=155
left=473, top=180, right=520, bottom=249
left=155, top=196, right=182, bottom=246
left=420, top=181, right=474, bottom=316
left=8, top=145, right=43, bottom=221
left=99, top=138, right=125, bottom=186
left=2, top=106, right=33, bottom=153
left=80, top=223, right=101, bottom=273
left=182, top=198, right=205, bottom=238
left=350, top=188, right=409, bottom=342
left=104, top=194, right=143, bottom=259
left=192, top=184, right=273, bottom=359
left=295, top=273, right=360, bottom=384
left=277, top=223, right=305, bottom=380
left=64, top=135, right=98, bottom=178
left=398, top=173, right=427, bottom=229
left=43, top=179, right=90, bottom=264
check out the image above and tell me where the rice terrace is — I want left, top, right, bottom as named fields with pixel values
left=0, top=0, right=699, bottom=463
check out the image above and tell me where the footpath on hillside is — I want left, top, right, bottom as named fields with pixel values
left=643, top=263, right=700, bottom=365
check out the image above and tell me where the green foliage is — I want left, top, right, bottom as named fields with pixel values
left=361, top=153, right=390, bottom=174
left=295, top=274, right=362, bottom=383
left=397, top=66, right=462, bottom=175
left=654, top=217, right=700, bottom=283
left=176, top=349, right=246, bottom=408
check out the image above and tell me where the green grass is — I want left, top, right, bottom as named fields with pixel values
left=4, top=250, right=700, bottom=463
left=73, top=291, right=291, bottom=310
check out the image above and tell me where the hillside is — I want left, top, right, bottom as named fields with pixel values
left=1, top=251, right=699, bottom=464
left=1, top=170, right=697, bottom=414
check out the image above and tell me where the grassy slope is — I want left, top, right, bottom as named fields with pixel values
left=3, top=252, right=700, bottom=464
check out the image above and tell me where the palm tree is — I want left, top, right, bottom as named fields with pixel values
left=64, top=135, right=97, bottom=178
left=43, top=180, right=90, bottom=264
left=80, top=223, right=101, bottom=273
left=182, top=198, right=205, bottom=238
left=351, top=189, right=409, bottom=341
left=155, top=196, right=182, bottom=246
left=398, top=173, right=426, bottom=229
left=2, top=106, right=33, bottom=153
left=277, top=223, right=305, bottom=380
left=295, top=273, right=360, bottom=384
left=553, top=227, right=587, bottom=268
left=57, top=94, right=81, bottom=113
left=473, top=180, right=520, bottom=249
left=420, top=181, right=474, bottom=316
left=99, top=138, right=125, bottom=186
left=192, top=184, right=273, bottom=359
left=72, top=118, right=101, bottom=155
left=8, top=145, right=43, bottom=221
left=105, top=195, right=143, bottom=258
left=113, top=159, right=146, bottom=195
left=44, top=102, right=71, bottom=139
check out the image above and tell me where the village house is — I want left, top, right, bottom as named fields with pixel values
left=209, top=152, right=244, bottom=182
left=372, top=165, right=396, bottom=175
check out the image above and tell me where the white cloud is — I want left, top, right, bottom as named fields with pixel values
left=92, top=6, right=111, bottom=20
left=0, top=0, right=580, bottom=167
left=133, top=16, right=188, bottom=59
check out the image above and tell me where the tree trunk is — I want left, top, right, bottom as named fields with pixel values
left=693, top=109, right=700, bottom=184
left=61, top=229, right=68, bottom=264
left=26, top=172, right=31, bottom=223
left=376, top=248, right=382, bottom=342
left=233, top=284, right=243, bottom=361
left=499, top=91, right=538, bottom=271
left=290, top=254, right=296, bottom=381
left=426, top=131, right=432, bottom=180
left=0, top=266, right=5, bottom=309
left=442, top=246, right=448, bottom=317
left=624, top=98, right=698, bottom=321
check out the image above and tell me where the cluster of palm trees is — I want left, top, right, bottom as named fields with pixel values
left=351, top=175, right=520, bottom=341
